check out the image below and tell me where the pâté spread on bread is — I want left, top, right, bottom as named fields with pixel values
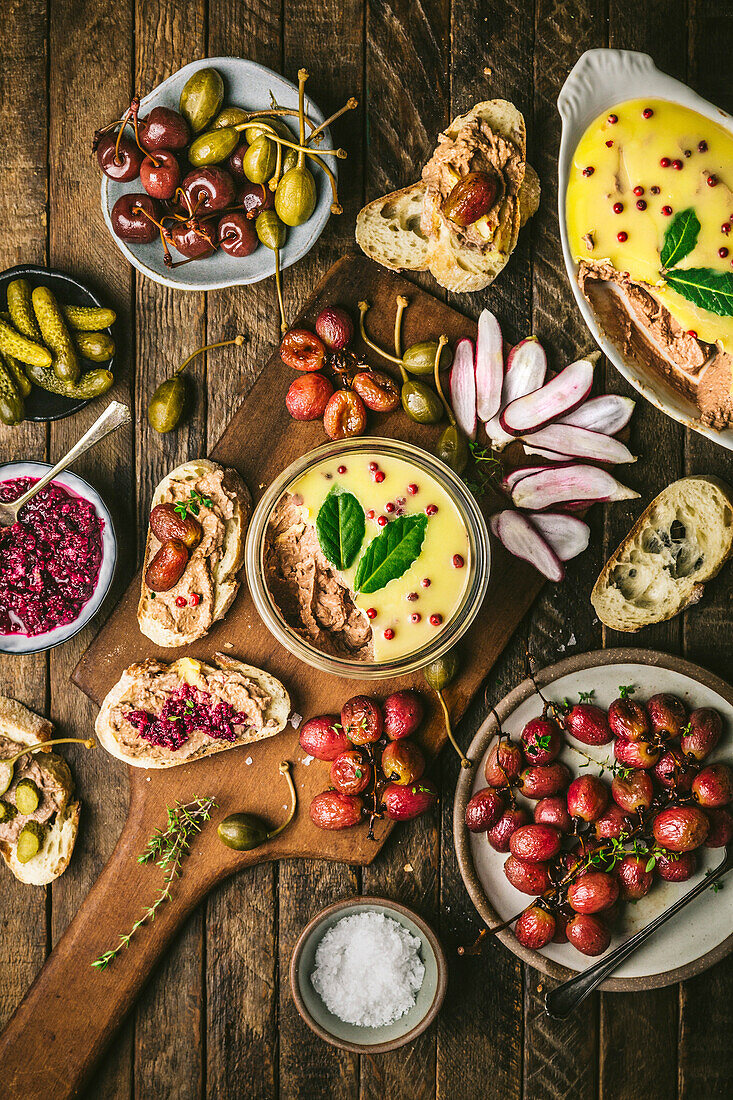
left=567, top=98, right=733, bottom=429
left=138, top=459, right=251, bottom=647
left=264, top=452, right=471, bottom=663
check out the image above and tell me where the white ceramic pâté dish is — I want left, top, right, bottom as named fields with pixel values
left=558, top=49, right=733, bottom=452
left=0, top=462, right=117, bottom=656
left=101, top=57, right=334, bottom=291
left=454, top=649, right=733, bottom=991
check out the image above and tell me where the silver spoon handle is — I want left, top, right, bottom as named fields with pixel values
left=544, top=846, right=733, bottom=1019
left=13, top=402, right=131, bottom=508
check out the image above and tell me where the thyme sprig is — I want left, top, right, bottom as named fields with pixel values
left=174, top=489, right=212, bottom=520
left=465, top=441, right=503, bottom=497
left=92, top=797, right=216, bottom=971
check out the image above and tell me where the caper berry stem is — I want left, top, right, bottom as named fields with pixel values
left=233, top=122, right=345, bottom=160
left=267, top=761, right=297, bottom=840
left=270, top=136, right=283, bottom=191
left=358, top=301, right=405, bottom=377
left=6, top=737, right=95, bottom=765
left=435, top=688, right=472, bottom=769
left=432, top=335, right=456, bottom=424
left=394, top=295, right=409, bottom=357
left=274, top=249, right=288, bottom=334
left=306, top=151, right=344, bottom=214
left=297, top=69, right=309, bottom=169
left=307, top=97, right=358, bottom=146
left=174, top=335, right=245, bottom=377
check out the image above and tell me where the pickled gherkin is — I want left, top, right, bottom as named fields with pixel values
left=31, top=286, right=80, bottom=383
left=15, top=778, right=41, bottom=815
left=61, top=304, right=117, bottom=331
left=2, top=352, right=32, bottom=397
left=7, top=278, right=42, bottom=341
left=0, top=357, right=24, bottom=425
left=24, top=361, right=114, bottom=400
left=73, top=331, right=115, bottom=363
left=16, top=821, right=47, bottom=863
left=0, top=316, right=52, bottom=368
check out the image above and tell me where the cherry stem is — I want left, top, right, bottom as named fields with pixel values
left=436, top=687, right=472, bottom=769
left=5, top=737, right=96, bottom=767
left=358, top=301, right=403, bottom=370
left=432, top=335, right=456, bottom=424
left=175, top=335, right=245, bottom=377
left=274, top=248, right=287, bottom=334
left=266, top=762, right=297, bottom=840
left=307, top=97, right=358, bottom=146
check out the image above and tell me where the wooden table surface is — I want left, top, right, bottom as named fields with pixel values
left=1, top=1, right=731, bottom=1097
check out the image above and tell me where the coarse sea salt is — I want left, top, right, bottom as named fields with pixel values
left=311, top=911, right=425, bottom=1028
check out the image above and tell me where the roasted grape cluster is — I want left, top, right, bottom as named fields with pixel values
left=465, top=688, right=730, bottom=957
left=301, top=690, right=437, bottom=834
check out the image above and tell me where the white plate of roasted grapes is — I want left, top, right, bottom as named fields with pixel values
left=454, top=648, right=733, bottom=990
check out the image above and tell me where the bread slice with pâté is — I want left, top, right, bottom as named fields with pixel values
left=591, top=476, right=733, bottom=632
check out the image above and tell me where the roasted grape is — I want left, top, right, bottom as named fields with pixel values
left=520, top=717, right=562, bottom=765
left=567, top=871, right=619, bottom=914
left=485, top=739, right=524, bottom=786
left=487, top=807, right=529, bottom=853
left=566, top=775, right=610, bottom=823
left=503, top=854, right=551, bottom=895
left=515, top=905, right=556, bottom=949
left=464, top=787, right=505, bottom=833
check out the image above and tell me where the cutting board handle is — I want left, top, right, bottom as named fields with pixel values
left=0, top=792, right=237, bottom=1100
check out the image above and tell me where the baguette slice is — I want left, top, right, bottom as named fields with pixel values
left=0, top=695, right=53, bottom=749
left=95, top=653, right=291, bottom=769
left=138, top=459, right=251, bottom=648
left=591, top=476, right=733, bottom=632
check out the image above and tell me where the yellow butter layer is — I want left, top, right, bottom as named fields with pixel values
left=567, top=98, right=733, bottom=350
left=290, top=453, right=470, bottom=661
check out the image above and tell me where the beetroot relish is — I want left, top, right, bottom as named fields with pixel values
left=127, top=683, right=250, bottom=750
left=0, top=478, right=103, bottom=636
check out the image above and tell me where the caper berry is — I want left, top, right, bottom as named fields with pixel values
left=436, top=424, right=469, bottom=473
left=255, top=210, right=286, bottom=250
left=148, top=375, right=186, bottom=433
left=424, top=650, right=460, bottom=692
left=243, top=136, right=278, bottom=184
left=274, top=166, right=317, bottom=226
left=401, top=380, right=444, bottom=424
left=403, top=341, right=454, bottom=377
left=218, top=813, right=271, bottom=851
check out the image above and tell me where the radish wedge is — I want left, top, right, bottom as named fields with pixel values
left=519, top=423, right=636, bottom=464
left=490, top=510, right=565, bottom=582
left=485, top=336, right=547, bottom=449
left=529, top=512, right=590, bottom=561
left=450, top=337, right=477, bottom=440
left=475, top=310, right=503, bottom=422
left=523, top=445, right=575, bottom=462
left=511, top=465, right=639, bottom=510
left=500, top=356, right=595, bottom=435
left=560, top=394, right=635, bottom=435
left=502, top=464, right=551, bottom=492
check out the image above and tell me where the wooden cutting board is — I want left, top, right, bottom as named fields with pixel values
left=0, top=254, right=542, bottom=1099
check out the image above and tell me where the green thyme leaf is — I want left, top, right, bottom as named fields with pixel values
left=660, top=207, right=700, bottom=269
left=578, top=689, right=595, bottom=703
left=618, top=684, right=635, bottom=699
left=664, top=267, right=733, bottom=317
left=316, top=487, right=365, bottom=570
left=354, top=514, right=428, bottom=594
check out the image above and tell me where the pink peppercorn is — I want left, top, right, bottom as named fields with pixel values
left=662, top=206, right=673, bottom=216
left=369, top=462, right=378, bottom=471
left=698, top=140, right=708, bottom=152
left=633, top=185, right=644, bottom=196
left=607, top=114, right=618, bottom=124
left=374, top=470, right=385, bottom=483
left=366, top=509, right=375, bottom=520
left=672, top=159, right=683, bottom=170
left=582, top=166, right=595, bottom=177
left=189, top=593, right=201, bottom=607
left=617, top=231, right=628, bottom=242
left=377, top=516, right=387, bottom=527
left=383, top=628, right=395, bottom=641
left=366, top=608, right=377, bottom=619
left=409, top=613, right=421, bottom=624
left=453, top=554, right=465, bottom=568
left=642, top=107, right=654, bottom=118
left=425, top=504, right=438, bottom=516
left=421, top=577, right=431, bottom=587
left=407, top=483, right=418, bottom=495
left=429, top=614, right=443, bottom=627
left=636, top=199, right=647, bottom=210
left=406, top=592, right=418, bottom=602
left=720, top=247, right=729, bottom=258
left=175, top=596, right=187, bottom=608
left=385, top=501, right=395, bottom=513
left=337, top=465, right=347, bottom=474
left=721, top=223, right=731, bottom=234
left=613, top=202, right=623, bottom=214
left=707, top=175, right=718, bottom=187
left=605, top=140, right=614, bottom=147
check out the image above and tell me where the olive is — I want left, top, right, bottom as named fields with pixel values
left=243, top=136, right=278, bottom=184
left=255, top=210, right=286, bottom=250
left=436, top=424, right=469, bottom=473
left=188, top=125, right=239, bottom=167
left=148, top=375, right=186, bottom=433
left=275, top=166, right=317, bottom=226
left=401, top=379, right=443, bottom=424
left=403, top=340, right=453, bottom=377
left=179, top=67, right=224, bottom=134
left=218, top=813, right=270, bottom=851
left=424, top=649, right=460, bottom=692
left=282, top=147, right=298, bottom=175
left=213, top=106, right=249, bottom=129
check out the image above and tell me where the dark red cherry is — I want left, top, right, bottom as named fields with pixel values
left=97, top=132, right=144, bottom=182
left=170, top=220, right=216, bottom=259
left=111, top=193, right=159, bottom=242
left=139, top=106, right=190, bottom=153
left=140, top=150, right=180, bottom=201
left=217, top=211, right=258, bottom=257
left=227, top=140, right=250, bottom=180
left=238, top=181, right=276, bottom=217
left=181, top=167, right=236, bottom=213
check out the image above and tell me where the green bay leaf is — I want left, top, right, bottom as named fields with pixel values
left=660, top=207, right=700, bottom=270
left=354, top=513, right=428, bottom=595
left=664, top=267, right=733, bottom=317
left=315, top=487, right=365, bottom=570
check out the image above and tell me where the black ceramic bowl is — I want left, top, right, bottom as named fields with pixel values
left=0, top=264, right=116, bottom=422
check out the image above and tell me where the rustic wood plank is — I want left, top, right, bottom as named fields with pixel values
left=131, top=2, right=207, bottom=1096
left=524, top=3, right=606, bottom=1097
left=679, top=5, right=733, bottom=1097
left=0, top=0, right=49, bottom=1039
left=204, top=2, right=283, bottom=1096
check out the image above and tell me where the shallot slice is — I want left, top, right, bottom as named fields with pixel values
left=528, top=512, right=590, bottom=561
left=485, top=336, right=547, bottom=449
left=475, top=310, right=503, bottom=422
left=519, top=423, right=636, bottom=464
left=560, top=394, right=635, bottom=435
left=490, top=510, right=565, bottom=582
left=511, top=465, right=639, bottom=510
left=502, top=464, right=551, bottom=492
left=450, top=337, right=477, bottom=440
left=500, top=356, right=595, bottom=435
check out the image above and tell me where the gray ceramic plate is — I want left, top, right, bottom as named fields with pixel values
left=454, top=648, right=733, bottom=990
left=101, top=56, right=334, bottom=291
left=290, top=896, right=447, bottom=1053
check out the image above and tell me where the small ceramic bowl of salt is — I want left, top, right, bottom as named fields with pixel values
left=290, top=896, right=447, bottom=1053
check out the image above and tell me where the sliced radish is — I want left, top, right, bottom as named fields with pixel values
left=490, top=510, right=565, bottom=582
left=519, top=423, right=636, bottom=464
left=502, top=464, right=552, bottom=492
left=528, top=512, right=590, bottom=561
left=450, top=337, right=477, bottom=440
left=485, top=336, right=547, bottom=449
left=511, top=465, right=639, bottom=510
left=560, top=394, right=635, bottom=435
left=500, top=356, right=595, bottom=435
left=475, top=310, right=503, bottom=422
left=523, top=445, right=575, bottom=461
